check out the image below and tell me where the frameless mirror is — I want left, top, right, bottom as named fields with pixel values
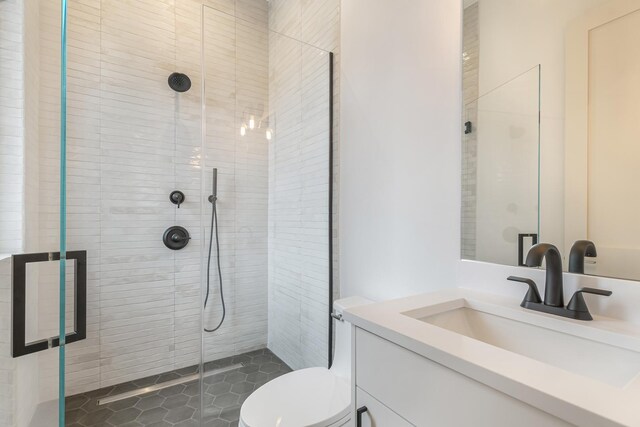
left=461, top=0, right=640, bottom=282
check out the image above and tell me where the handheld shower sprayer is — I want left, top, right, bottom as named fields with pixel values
left=205, top=167, right=225, bottom=332
left=208, top=168, right=217, bottom=203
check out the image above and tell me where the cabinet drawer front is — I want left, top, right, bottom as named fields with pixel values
left=355, top=328, right=573, bottom=427
left=356, top=387, right=414, bottom=427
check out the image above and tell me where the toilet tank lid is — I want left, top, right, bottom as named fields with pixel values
left=334, top=296, right=373, bottom=314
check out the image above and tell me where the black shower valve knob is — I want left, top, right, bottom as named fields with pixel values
left=170, top=191, right=185, bottom=208
left=171, top=233, right=189, bottom=243
left=163, top=226, right=190, bottom=250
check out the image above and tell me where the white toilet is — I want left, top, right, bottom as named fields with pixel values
left=239, top=297, right=371, bottom=427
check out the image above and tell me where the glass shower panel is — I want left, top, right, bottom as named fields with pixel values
left=463, top=65, right=541, bottom=266
left=0, top=0, right=71, bottom=425
left=201, top=5, right=333, bottom=424
left=268, top=32, right=332, bottom=370
left=60, top=0, right=204, bottom=425
left=200, top=7, right=272, bottom=424
left=201, top=6, right=270, bottom=363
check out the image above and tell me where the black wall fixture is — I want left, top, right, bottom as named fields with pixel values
left=170, top=190, right=185, bottom=208
left=328, top=52, right=335, bottom=369
left=464, top=121, right=472, bottom=134
left=518, top=233, right=538, bottom=266
left=168, top=72, right=191, bottom=92
left=163, top=226, right=191, bottom=250
left=12, top=251, right=87, bottom=358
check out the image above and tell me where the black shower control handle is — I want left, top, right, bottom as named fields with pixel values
left=356, top=406, right=368, bottom=427
left=163, top=226, right=190, bottom=250
left=170, top=191, right=185, bottom=208
left=171, top=233, right=190, bottom=243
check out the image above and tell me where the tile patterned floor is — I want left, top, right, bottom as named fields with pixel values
left=65, top=349, right=292, bottom=427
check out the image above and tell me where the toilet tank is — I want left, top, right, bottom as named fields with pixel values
left=330, top=296, right=373, bottom=380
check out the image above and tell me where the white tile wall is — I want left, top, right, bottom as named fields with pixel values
left=0, top=0, right=25, bottom=255
left=267, top=0, right=340, bottom=370
left=0, top=255, right=37, bottom=427
left=0, top=258, right=14, bottom=426
left=461, top=3, right=479, bottom=259
left=0, top=0, right=42, bottom=424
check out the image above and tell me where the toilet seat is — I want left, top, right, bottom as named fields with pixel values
left=239, top=367, right=351, bottom=427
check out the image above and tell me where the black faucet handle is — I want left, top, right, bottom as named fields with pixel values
left=507, top=276, right=542, bottom=306
left=566, top=288, right=612, bottom=319
left=575, top=287, right=611, bottom=297
left=170, top=191, right=185, bottom=208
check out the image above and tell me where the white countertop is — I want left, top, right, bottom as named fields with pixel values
left=344, top=288, right=640, bottom=427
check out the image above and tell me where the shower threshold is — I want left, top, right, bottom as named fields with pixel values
left=97, top=363, right=244, bottom=405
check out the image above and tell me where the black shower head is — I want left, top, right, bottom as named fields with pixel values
left=168, top=72, right=191, bottom=92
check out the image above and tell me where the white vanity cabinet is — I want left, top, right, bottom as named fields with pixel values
left=352, top=327, right=574, bottom=427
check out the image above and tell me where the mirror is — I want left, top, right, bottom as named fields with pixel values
left=461, top=0, right=640, bottom=281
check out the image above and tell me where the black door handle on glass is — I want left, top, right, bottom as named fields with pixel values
left=11, top=251, right=87, bottom=358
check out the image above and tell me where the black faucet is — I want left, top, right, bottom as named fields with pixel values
left=568, top=240, right=597, bottom=274
left=524, top=243, right=565, bottom=307
left=508, top=243, right=611, bottom=321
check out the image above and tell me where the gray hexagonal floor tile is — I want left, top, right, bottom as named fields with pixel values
left=230, top=381, right=254, bottom=394
left=107, top=407, right=142, bottom=425
left=223, top=372, right=247, bottom=384
left=77, top=407, right=114, bottom=426
left=163, top=393, right=190, bottom=410
left=174, top=418, right=200, bottom=427
left=109, top=396, right=141, bottom=411
left=137, top=406, right=169, bottom=424
left=259, top=362, right=280, bottom=374
left=207, top=381, right=231, bottom=395
left=213, top=392, right=240, bottom=410
left=164, top=405, right=196, bottom=423
left=245, top=371, right=269, bottom=384
left=66, top=394, right=90, bottom=411
left=114, top=422, right=143, bottom=427
left=183, top=381, right=200, bottom=396
left=135, top=393, right=166, bottom=411
left=65, top=348, right=292, bottom=427
left=158, top=383, right=185, bottom=397
left=65, top=408, right=88, bottom=424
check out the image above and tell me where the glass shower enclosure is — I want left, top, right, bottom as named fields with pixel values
left=0, top=1, right=334, bottom=426
left=461, top=65, right=541, bottom=266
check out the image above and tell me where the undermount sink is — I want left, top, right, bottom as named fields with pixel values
left=409, top=304, right=640, bottom=388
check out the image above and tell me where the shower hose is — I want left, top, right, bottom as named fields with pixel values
left=204, top=195, right=225, bottom=332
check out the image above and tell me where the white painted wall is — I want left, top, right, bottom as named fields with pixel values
left=340, top=0, right=462, bottom=301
